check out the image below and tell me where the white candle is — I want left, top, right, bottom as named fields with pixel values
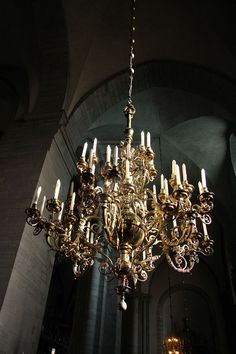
left=125, top=159, right=130, bottom=179
left=146, top=132, right=151, bottom=148
left=175, top=164, right=181, bottom=185
left=160, top=174, right=164, bottom=190
left=68, top=224, right=73, bottom=238
left=54, top=179, right=61, bottom=199
left=90, top=232, right=94, bottom=244
left=201, top=168, right=207, bottom=189
left=89, top=149, right=93, bottom=169
left=202, top=221, right=208, bottom=236
left=86, top=222, right=90, bottom=241
left=172, top=160, right=176, bottom=176
left=153, top=185, right=157, bottom=199
left=113, top=146, right=118, bottom=166
left=182, top=163, right=187, bottom=182
left=198, top=181, right=203, bottom=194
left=70, top=192, right=76, bottom=212
left=141, top=131, right=145, bottom=146
left=91, top=165, right=95, bottom=174
left=92, top=138, right=97, bottom=155
left=58, top=202, right=64, bottom=221
left=69, top=181, right=74, bottom=197
left=173, top=217, right=177, bottom=228
left=127, top=143, right=131, bottom=159
left=142, top=250, right=146, bottom=260
left=34, top=186, right=42, bottom=204
left=40, top=195, right=46, bottom=215
left=106, top=145, right=111, bottom=163
left=164, top=178, right=169, bottom=195
left=81, top=142, right=88, bottom=158
left=51, top=349, right=56, bottom=354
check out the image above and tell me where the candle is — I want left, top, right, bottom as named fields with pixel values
left=164, top=178, right=169, bottom=195
left=70, top=192, right=76, bottom=212
left=69, top=181, right=74, bottom=197
left=68, top=224, right=73, bottom=238
left=113, top=146, right=118, bottom=166
left=34, top=186, right=42, bottom=204
left=201, top=168, right=207, bottom=189
left=91, top=165, right=95, bottom=174
left=86, top=222, right=90, bottom=241
left=90, top=232, right=94, bottom=244
left=89, top=149, right=93, bottom=169
left=153, top=185, right=157, bottom=199
left=146, top=132, right=151, bottom=148
left=172, top=160, right=176, bottom=176
left=106, top=145, right=111, bottom=163
left=182, top=163, right=187, bottom=182
left=58, top=202, right=64, bottom=221
left=54, top=179, right=61, bottom=199
left=142, top=250, right=146, bottom=260
left=198, top=181, right=203, bottom=194
left=202, top=221, right=208, bottom=236
left=127, top=143, right=131, bottom=159
left=175, top=164, right=181, bottom=185
left=173, top=217, right=177, bottom=228
left=125, top=159, right=130, bottom=179
left=160, top=174, right=164, bottom=190
left=51, top=349, right=56, bottom=354
left=93, top=138, right=97, bottom=155
left=40, top=195, right=46, bottom=215
left=81, top=142, right=88, bottom=158
left=141, top=131, right=145, bottom=146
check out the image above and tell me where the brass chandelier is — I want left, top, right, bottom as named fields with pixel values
left=163, top=336, right=185, bottom=354
left=25, top=0, right=214, bottom=310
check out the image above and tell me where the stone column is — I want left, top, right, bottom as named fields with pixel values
left=0, top=118, right=75, bottom=353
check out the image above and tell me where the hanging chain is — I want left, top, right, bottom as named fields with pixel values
left=167, top=267, right=174, bottom=332
left=124, top=0, right=136, bottom=134
left=128, top=0, right=136, bottom=105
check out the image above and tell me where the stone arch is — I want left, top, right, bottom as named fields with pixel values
left=158, top=283, right=218, bottom=353
left=147, top=259, right=229, bottom=354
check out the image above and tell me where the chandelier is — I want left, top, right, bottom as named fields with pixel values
left=25, top=0, right=214, bottom=310
left=163, top=336, right=185, bottom=354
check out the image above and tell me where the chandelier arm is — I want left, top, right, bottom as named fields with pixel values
left=137, top=232, right=161, bottom=256
left=165, top=252, right=195, bottom=273
left=160, top=230, right=183, bottom=248
left=94, top=248, right=115, bottom=270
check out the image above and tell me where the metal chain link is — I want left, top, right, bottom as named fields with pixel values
left=128, top=0, right=136, bottom=105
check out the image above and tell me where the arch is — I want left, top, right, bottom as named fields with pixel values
left=70, top=60, right=236, bottom=121
left=147, top=260, right=229, bottom=354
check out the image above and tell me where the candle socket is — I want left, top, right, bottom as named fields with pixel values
left=146, top=147, right=154, bottom=160
left=46, top=198, right=62, bottom=213
left=25, top=206, right=41, bottom=221
left=76, top=157, right=88, bottom=172
left=63, top=212, right=77, bottom=225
